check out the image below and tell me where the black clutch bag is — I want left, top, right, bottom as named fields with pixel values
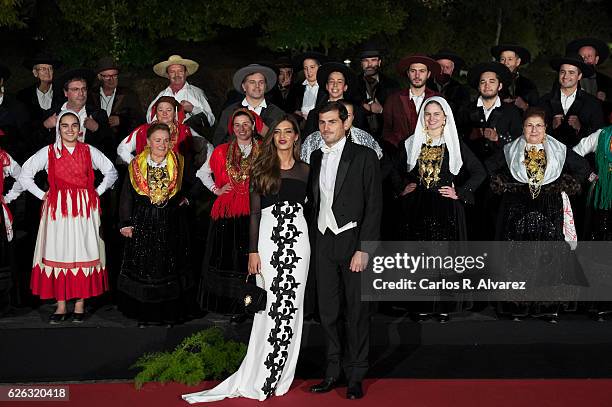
left=242, top=274, right=267, bottom=314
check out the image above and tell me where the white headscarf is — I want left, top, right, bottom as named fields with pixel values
left=405, top=96, right=463, bottom=175
left=53, top=109, right=81, bottom=158
left=503, top=134, right=566, bottom=185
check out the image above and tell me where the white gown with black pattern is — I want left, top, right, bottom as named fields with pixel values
left=183, top=162, right=310, bottom=403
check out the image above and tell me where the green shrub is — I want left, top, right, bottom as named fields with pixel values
left=132, top=327, right=247, bottom=389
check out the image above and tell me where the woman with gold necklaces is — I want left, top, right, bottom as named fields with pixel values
left=487, top=107, right=590, bottom=322
left=395, top=96, right=486, bottom=241
left=117, top=123, right=191, bottom=326
left=196, top=109, right=261, bottom=320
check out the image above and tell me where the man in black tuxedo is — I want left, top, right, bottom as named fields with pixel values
left=309, top=101, right=382, bottom=400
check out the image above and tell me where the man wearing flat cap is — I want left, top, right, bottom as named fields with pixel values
left=566, top=37, right=612, bottom=122
left=382, top=54, right=440, bottom=149
left=212, top=64, right=284, bottom=145
left=287, top=52, right=328, bottom=121
left=490, top=44, right=539, bottom=112
left=539, top=55, right=604, bottom=146
left=354, top=41, right=399, bottom=139
left=427, top=49, right=471, bottom=115
left=303, top=62, right=366, bottom=137
left=90, top=57, right=143, bottom=144
left=17, top=53, right=63, bottom=127
left=457, top=62, right=522, bottom=239
left=147, top=55, right=215, bottom=135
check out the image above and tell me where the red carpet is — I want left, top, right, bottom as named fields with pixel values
left=9, top=379, right=612, bottom=407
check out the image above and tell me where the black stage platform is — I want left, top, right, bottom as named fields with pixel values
left=3, top=304, right=612, bottom=383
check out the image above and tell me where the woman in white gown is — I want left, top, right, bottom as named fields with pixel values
left=183, top=115, right=310, bottom=402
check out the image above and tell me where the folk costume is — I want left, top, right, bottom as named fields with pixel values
left=573, top=126, right=612, bottom=240
left=117, top=147, right=191, bottom=324
left=183, top=162, right=311, bottom=402
left=197, top=109, right=261, bottom=313
left=117, top=96, right=194, bottom=165
left=19, top=110, right=117, bottom=301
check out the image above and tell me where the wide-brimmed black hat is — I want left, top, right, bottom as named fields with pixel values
left=293, top=51, right=328, bottom=70
left=23, top=53, right=63, bottom=70
left=232, top=63, right=277, bottom=94
left=565, top=37, right=610, bottom=65
left=316, top=62, right=356, bottom=89
left=273, top=56, right=293, bottom=69
left=549, top=55, right=595, bottom=77
left=0, top=65, right=10, bottom=81
left=57, top=68, right=95, bottom=89
left=396, top=54, right=441, bottom=78
left=358, top=40, right=387, bottom=59
left=467, top=62, right=512, bottom=89
left=429, top=49, right=465, bottom=72
left=95, top=56, right=120, bottom=73
left=490, top=44, right=531, bottom=65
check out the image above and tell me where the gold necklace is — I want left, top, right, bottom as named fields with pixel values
left=418, top=143, right=445, bottom=189
left=523, top=146, right=547, bottom=199
left=226, top=139, right=259, bottom=188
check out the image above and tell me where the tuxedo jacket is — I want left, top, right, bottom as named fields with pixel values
left=309, top=141, right=382, bottom=256
left=382, top=87, right=440, bottom=148
left=212, top=100, right=285, bottom=146
left=456, top=100, right=523, bottom=160
left=538, top=88, right=604, bottom=146
left=88, top=86, right=143, bottom=142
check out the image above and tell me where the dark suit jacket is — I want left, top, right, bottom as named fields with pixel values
left=309, top=141, right=382, bottom=256
left=456, top=100, right=523, bottom=160
left=382, top=87, right=440, bottom=148
left=538, top=88, right=604, bottom=146
left=212, top=100, right=285, bottom=146
left=89, top=86, right=143, bottom=142
left=498, top=73, right=540, bottom=108
left=16, top=84, right=64, bottom=124
left=426, top=77, right=471, bottom=115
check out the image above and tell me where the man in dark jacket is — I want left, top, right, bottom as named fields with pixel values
left=427, top=50, right=471, bottom=115
left=538, top=55, right=604, bottom=146
left=0, top=65, right=30, bottom=161
left=286, top=52, right=328, bottom=122
left=383, top=54, right=440, bottom=151
left=212, top=64, right=284, bottom=145
left=354, top=41, right=399, bottom=139
left=89, top=57, right=143, bottom=146
left=490, top=44, right=539, bottom=112
left=566, top=37, right=612, bottom=123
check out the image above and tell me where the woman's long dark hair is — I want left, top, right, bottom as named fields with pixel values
left=251, top=115, right=301, bottom=195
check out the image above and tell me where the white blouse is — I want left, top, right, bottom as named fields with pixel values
left=2, top=153, right=23, bottom=204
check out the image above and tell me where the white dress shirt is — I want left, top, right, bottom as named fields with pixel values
left=560, top=89, right=577, bottom=115
left=146, top=82, right=215, bottom=126
left=573, top=128, right=602, bottom=156
left=301, top=80, right=319, bottom=117
left=318, top=136, right=357, bottom=234
left=409, top=89, right=426, bottom=114
left=477, top=96, right=501, bottom=121
left=241, top=97, right=267, bottom=116
left=19, top=145, right=118, bottom=200
left=36, top=86, right=54, bottom=110
left=99, top=87, right=116, bottom=118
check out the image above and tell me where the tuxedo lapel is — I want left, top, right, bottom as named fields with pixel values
left=334, top=141, right=353, bottom=201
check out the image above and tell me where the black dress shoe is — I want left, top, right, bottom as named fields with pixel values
left=310, top=378, right=339, bottom=393
left=346, top=382, right=364, bottom=399
left=49, top=313, right=70, bottom=324
left=437, top=313, right=450, bottom=323
left=72, top=312, right=85, bottom=323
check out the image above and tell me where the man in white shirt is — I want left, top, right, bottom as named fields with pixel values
left=17, top=53, right=63, bottom=124
left=91, top=57, right=142, bottom=143
left=308, top=101, right=382, bottom=400
left=287, top=52, right=328, bottom=121
left=147, top=55, right=215, bottom=135
left=539, top=55, right=604, bottom=146
left=212, top=64, right=284, bottom=145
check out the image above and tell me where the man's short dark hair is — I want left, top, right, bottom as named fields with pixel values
left=63, top=77, right=87, bottom=91
left=338, top=99, right=353, bottom=111
left=318, top=101, right=349, bottom=122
